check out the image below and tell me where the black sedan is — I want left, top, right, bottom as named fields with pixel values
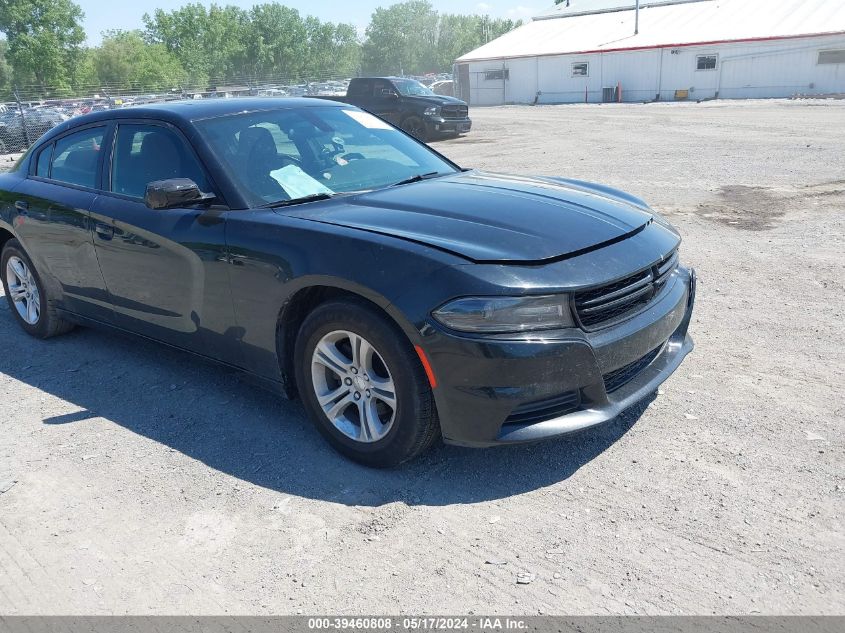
left=0, top=99, right=696, bottom=466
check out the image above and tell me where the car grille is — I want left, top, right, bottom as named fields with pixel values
left=441, top=105, right=468, bottom=119
left=504, top=390, right=581, bottom=426
left=572, top=250, right=678, bottom=330
left=603, top=346, right=662, bottom=393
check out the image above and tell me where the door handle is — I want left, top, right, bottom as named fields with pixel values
left=14, top=200, right=28, bottom=214
left=94, top=222, right=114, bottom=240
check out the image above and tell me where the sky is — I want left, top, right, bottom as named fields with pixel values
left=76, top=0, right=545, bottom=45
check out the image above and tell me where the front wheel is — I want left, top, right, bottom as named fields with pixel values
left=294, top=299, right=439, bottom=467
left=400, top=116, right=430, bottom=142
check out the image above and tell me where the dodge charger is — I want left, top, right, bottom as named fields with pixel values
left=0, top=99, right=696, bottom=466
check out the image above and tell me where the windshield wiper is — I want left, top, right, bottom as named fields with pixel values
left=263, top=193, right=334, bottom=208
left=389, top=172, right=441, bottom=188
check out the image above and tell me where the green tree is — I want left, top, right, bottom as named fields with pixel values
left=363, top=2, right=521, bottom=75
left=71, top=46, right=98, bottom=93
left=0, top=39, right=13, bottom=96
left=145, top=2, right=360, bottom=86
left=243, top=3, right=308, bottom=80
left=0, top=0, right=86, bottom=95
left=143, top=3, right=248, bottom=87
left=302, top=18, right=361, bottom=79
left=94, top=30, right=186, bottom=92
left=435, top=14, right=521, bottom=71
left=362, top=1, right=439, bottom=75
left=199, top=4, right=249, bottom=82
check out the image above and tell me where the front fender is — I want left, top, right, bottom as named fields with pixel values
left=223, top=211, right=462, bottom=384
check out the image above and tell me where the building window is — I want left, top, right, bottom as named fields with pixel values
left=696, top=54, right=717, bottom=71
left=818, top=49, right=845, bottom=64
left=571, top=62, right=589, bottom=77
left=484, top=69, right=509, bottom=81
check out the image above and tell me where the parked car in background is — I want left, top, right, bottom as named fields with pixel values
left=0, top=109, right=64, bottom=154
left=29, top=107, right=70, bottom=127
left=309, top=80, right=350, bottom=97
left=0, top=98, right=695, bottom=466
left=313, top=76, right=471, bottom=141
left=0, top=114, right=28, bottom=153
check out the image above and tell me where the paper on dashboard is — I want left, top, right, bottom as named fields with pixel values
left=270, top=165, right=334, bottom=199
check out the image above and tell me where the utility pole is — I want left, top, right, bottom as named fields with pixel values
left=635, top=0, right=640, bottom=35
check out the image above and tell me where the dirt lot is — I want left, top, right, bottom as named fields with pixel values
left=0, top=100, right=843, bottom=615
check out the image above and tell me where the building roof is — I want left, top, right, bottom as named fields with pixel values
left=457, top=0, right=845, bottom=62
left=534, top=0, right=710, bottom=21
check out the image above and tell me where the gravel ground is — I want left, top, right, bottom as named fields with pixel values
left=0, top=99, right=843, bottom=615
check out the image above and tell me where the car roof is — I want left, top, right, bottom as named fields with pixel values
left=50, top=97, right=348, bottom=132
left=354, top=77, right=417, bottom=82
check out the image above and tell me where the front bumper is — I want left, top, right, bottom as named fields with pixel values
left=424, top=267, right=697, bottom=447
left=426, top=117, right=472, bottom=136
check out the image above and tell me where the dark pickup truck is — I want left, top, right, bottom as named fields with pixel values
left=313, top=77, right=471, bottom=142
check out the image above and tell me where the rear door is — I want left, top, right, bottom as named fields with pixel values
left=11, top=124, right=114, bottom=322
left=89, top=120, right=234, bottom=356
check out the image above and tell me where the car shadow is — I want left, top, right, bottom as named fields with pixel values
left=0, top=303, right=652, bottom=507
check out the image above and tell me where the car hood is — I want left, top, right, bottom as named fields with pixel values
left=406, top=94, right=466, bottom=107
left=286, top=171, right=657, bottom=263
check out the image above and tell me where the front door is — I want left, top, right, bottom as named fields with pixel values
left=369, top=79, right=402, bottom=125
left=90, top=121, right=233, bottom=355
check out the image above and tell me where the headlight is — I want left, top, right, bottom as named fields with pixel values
left=432, top=295, right=574, bottom=333
left=423, top=106, right=441, bottom=117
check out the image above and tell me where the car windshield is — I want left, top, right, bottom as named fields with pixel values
left=392, top=79, right=435, bottom=97
left=196, top=105, right=457, bottom=207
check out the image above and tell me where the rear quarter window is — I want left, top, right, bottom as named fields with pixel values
left=35, top=144, right=53, bottom=177
left=50, top=127, right=106, bottom=189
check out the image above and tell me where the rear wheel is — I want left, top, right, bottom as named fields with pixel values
left=1, top=239, right=74, bottom=338
left=294, top=299, right=439, bottom=467
left=400, top=116, right=429, bottom=142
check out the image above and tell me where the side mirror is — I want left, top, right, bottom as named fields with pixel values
left=144, top=178, right=214, bottom=210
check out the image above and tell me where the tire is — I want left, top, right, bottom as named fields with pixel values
left=294, top=298, right=439, bottom=467
left=1, top=239, right=74, bottom=339
left=400, top=116, right=429, bottom=142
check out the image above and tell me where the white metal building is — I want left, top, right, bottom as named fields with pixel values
left=454, top=0, right=845, bottom=105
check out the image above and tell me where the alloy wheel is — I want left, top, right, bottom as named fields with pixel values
left=5, top=255, right=40, bottom=325
left=310, top=330, right=397, bottom=443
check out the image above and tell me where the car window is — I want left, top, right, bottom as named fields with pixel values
left=196, top=105, right=458, bottom=206
left=347, top=80, right=370, bottom=98
left=111, top=123, right=210, bottom=199
left=35, top=144, right=53, bottom=177
left=50, top=127, right=105, bottom=189
left=373, top=80, right=395, bottom=97
left=393, top=79, right=435, bottom=97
